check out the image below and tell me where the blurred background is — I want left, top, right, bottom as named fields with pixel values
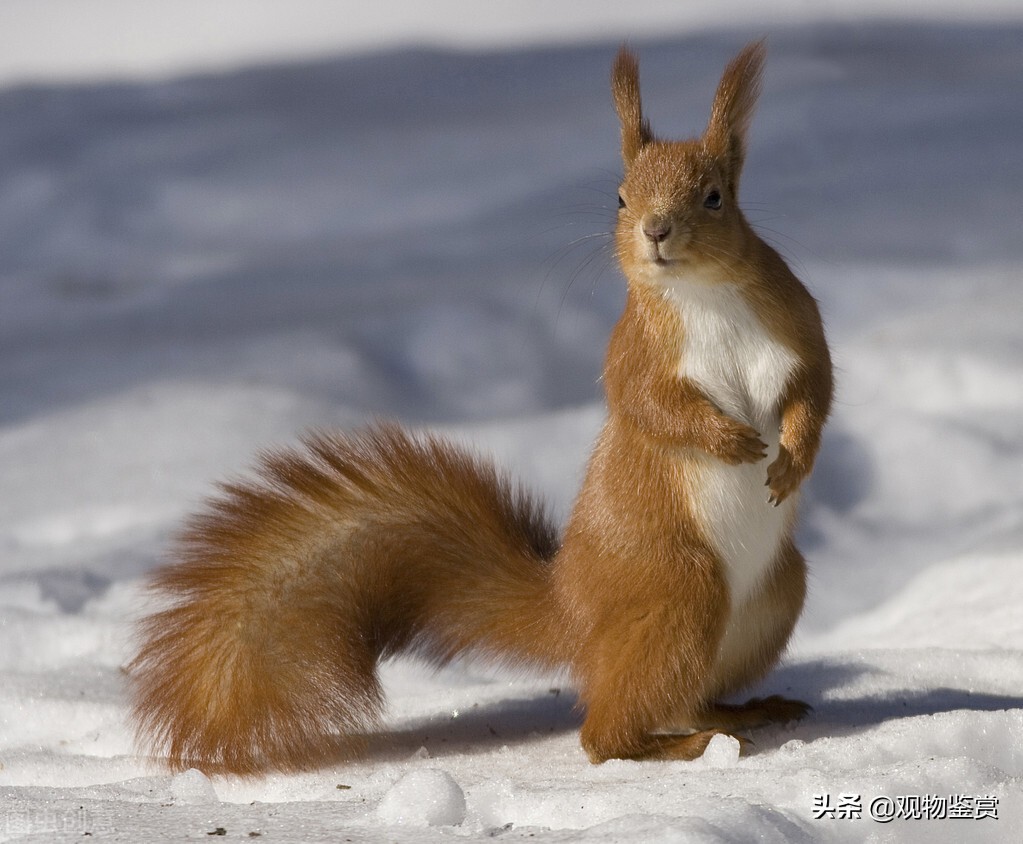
left=1, top=1, right=1022, bottom=635
left=5, top=0, right=1020, bottom=84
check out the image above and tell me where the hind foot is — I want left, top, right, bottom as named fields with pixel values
left=697, top=695, right=811, bottom=732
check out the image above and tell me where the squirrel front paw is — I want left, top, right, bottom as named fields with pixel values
left=766, top=445, right=803, bottom=505
left=707, top=416, right=767, bottom=465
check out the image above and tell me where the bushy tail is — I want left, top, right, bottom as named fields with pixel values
left=129, top=424, right=564, bottom=775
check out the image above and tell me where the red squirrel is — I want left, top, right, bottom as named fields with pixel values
left=130, top=41, right=833, bottom=775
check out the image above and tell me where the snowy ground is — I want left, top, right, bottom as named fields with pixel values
left=2, top=4, right=1023, bottom=842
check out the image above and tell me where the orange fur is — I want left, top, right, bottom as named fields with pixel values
left=131, top=426, right=564, bottom=774
left=129, top=42, right=832, bottom=774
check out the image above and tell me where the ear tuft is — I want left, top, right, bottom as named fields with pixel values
left=705, top=40, right=766, bottom=194
left=611, top=47, right=653, bottom=169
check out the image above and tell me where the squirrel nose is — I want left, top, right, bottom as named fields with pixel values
left=641, top=217, right=671, bottom=243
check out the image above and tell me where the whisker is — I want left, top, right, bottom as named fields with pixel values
left=535, top=227, right=614, bottom=320
left=557, top=243, right=616, bottom=322
left=699, top=239, right=760, bottom=278
left=749, top=225, right=821, bottom=271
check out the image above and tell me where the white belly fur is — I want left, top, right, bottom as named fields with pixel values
left=666, top=278, right=799, bottom=608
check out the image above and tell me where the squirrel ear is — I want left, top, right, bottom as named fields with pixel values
left=611, top=47, right=652, bottom=170
left=704, top=40, right=766, bottom=195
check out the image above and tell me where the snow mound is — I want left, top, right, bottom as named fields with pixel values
left=377, top=768, right=467, bottom=827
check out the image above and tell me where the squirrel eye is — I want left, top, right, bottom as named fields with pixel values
left=704, top=190, right=723, bottom=211
left=617, top=193, right=626, bottom=210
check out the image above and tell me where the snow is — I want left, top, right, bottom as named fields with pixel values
left=377, top=769, right=467, bottom=827
left=2, top=3, right=1023, bottom=842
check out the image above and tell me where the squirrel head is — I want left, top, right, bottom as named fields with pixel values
left=611, top=42, right=766, bottom=288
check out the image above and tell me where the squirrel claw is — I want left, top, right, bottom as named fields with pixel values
left=765, top=446, right=803, bottom=504
left=712, top=418, right=768, bottom=465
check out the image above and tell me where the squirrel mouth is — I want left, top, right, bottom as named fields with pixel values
left=645, top=244, right=671, bottom=265
left=644, top=240, right=687, bottom=267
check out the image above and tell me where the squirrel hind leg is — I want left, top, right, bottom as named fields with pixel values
left=583, top=695, right=810, bottom=763
left=645, top=730, right=751, bottom=760
left=573, top=543, right=809, bottom=764
left=575, top=553, right=731, bottom=763
left=637, top=697, right=811, bottom=761
left=691, top=696, right=812, bottom=733
left=587, top=728, right=748, bottom=763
